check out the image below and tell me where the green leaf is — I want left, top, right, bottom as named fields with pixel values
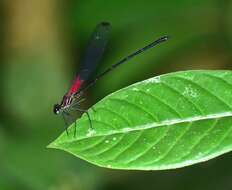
left=48, top=70, right=232, bottom=170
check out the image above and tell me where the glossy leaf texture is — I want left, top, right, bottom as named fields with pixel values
left=49, top=70, right=232, bottom=170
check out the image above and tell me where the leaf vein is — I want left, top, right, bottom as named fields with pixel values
left=178, top=118, right=219, bottom=161
left=174, top=76, right=232, bottom=109
left=149, top=122, right=193, bottom=164
left=57, top=112, right=232, bottom=145
left=86, top=134, right=125, bottom=157
left=207, top=122, right=232, bottom=155
left=161, top=82, right=204, bottom=115
left=125, top=126, right=170, bottom=164
left=109, top=98, right=159, bottom=122
left=110, top=131, right=145, bottom=161
left=96, top=107, right=131, bottom=126
left=202, top=73, right=232, bottom=87
left=78, top=137, right=107, bottom=153
left=131, top=89, right=182, bottom=118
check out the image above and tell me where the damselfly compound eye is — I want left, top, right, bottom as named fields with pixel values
left=53, top=104, right=61, bottom=115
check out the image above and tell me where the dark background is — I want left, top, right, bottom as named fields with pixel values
left=1, top=0, right=232, bottom=189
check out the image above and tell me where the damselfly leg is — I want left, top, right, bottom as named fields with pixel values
left=70, top=104, right=93, bottom=136
left=60, top=97, right=93, bottom=137
left=62, top=111, right=70, bottom=135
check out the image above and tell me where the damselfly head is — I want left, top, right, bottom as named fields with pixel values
left=53, top=104, right=61, bottom=115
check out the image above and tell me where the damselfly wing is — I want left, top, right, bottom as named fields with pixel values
left=53, top=22, right=111, bottom=134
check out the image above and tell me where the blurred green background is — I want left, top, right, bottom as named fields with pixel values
left=1, top=0, right=232, bottom=189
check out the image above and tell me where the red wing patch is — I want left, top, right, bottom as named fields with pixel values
left=68, top=76, right=83, bottom=95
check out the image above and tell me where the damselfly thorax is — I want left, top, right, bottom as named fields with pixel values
left=53, top=93, right=83, bottom=115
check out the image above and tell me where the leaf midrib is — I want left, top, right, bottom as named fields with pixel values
left=53, top=111, right=232, bottom=146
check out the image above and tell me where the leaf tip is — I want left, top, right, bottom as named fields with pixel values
left=46, top=141, right=58, bottom=149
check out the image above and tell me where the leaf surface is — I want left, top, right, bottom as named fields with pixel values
left=49, top=70, right=232, bottom=170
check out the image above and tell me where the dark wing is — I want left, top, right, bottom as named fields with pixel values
left=78, top=22, right=111, bottom=80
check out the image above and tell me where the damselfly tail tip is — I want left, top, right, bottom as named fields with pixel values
left=160, top=35, right=170, bottom=42
left=154, top=35, right=170, bottom=45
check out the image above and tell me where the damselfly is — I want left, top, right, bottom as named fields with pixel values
left=53, top=22, right=168, bottom=136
